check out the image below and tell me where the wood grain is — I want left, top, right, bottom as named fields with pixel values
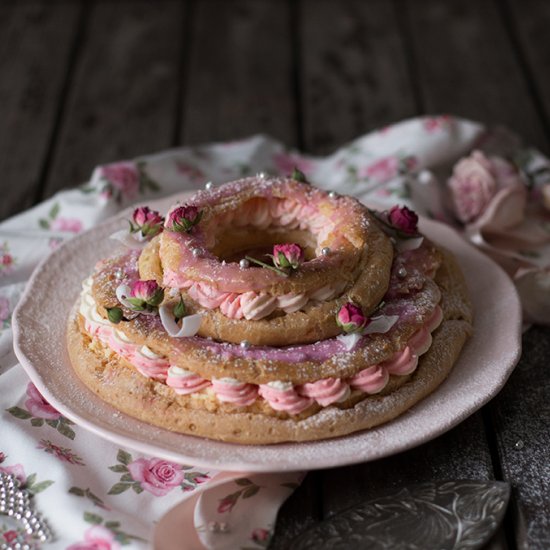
left=405, top=0, right=549, bottom=151
left=0, top=1, right=82, bottom=221
left=42, top=0, right=184, bottom=197
left=299, top=0, right=417, bottom=154
left=182, top=0, right=296, bottom=146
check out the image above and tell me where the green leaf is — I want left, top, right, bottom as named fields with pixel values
left=173, top=296, right=186, bottom=321
left=107, top=307, right=124, bottom=324
left=39, top=218, right=50, bottom=230
left=26, top=473, right=37, bottom=487
left=84, top=511, right=103, bottom=525
left=49, top=203, right=60, bottom=220
left=108, top=464, right=128, bottom=473
left=6, top=406, right=32, bottom=420
left=281, top=482, right=299, bottom=490
left=105, top=521, right=121, bottom=529
left=29, top=480, right=54, bottom=494
left=57, top=422, right=75, bottom=440
left=30, top=418, right=44, bottom=427
left=242, top=486, right=260, bottom=499
left=132, top=483, right=144, bottom=494
left=79, top=186, right=96, bottom=194
left=69, top=487, right=85, bottom=496
left=117, top=449, right=132, bottom=465
left=291, top=167, right=308, bottom=183
left=108, top=482, right=131, bottom=496
left=45, top=419, right=58, bottom=428
left=120, top=473, right=133, bottom=483
left=235, top=478, right=252, bottom=486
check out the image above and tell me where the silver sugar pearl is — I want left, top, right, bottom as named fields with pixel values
left=257, top=172, right=266, bottom=180
left=328, top=191, right=337, bottom=199
left=239, top=258, right=250, bottom=269
left=240, top=340, right=250, bottom=349
left=321, top=247, right=331, bottom=256
left=205, top=181, right=213, bottom=190
left=397, top=267, right=408, bottom=278
left=192, top=247, right=202, bottom=258
left=515, top=439, right=524, bottom=450
left=219, top=522, right=229, bottom=533
left=208, top=521, right=219, bottom=532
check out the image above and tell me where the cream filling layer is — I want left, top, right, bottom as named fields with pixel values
left=79, top=279, right=443, bottom=415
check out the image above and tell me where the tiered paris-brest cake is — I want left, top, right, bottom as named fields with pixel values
left=67, top=174, right=472, bottom=444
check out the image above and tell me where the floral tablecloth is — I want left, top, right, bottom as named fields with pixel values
left=1, top=116, right=549, bottom=549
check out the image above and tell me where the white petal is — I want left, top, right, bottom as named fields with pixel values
left=336, top=332, right=363, bottom=351
left=109, top=229, right=148, bottom=250
left=363, top=314, right=399, bottom=335
left=159, top=303, right=203, bottom=337
left=396, top=236, right=423, bottom=252
left=115, top=284, right=135, bottom=310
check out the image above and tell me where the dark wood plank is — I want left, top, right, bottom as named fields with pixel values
left=299, top=0, right=418, bottom=155
left=405, top=0, right=549, bottom=151
left=504, top=0, right=550, bottom=142
left=0, top=1, right=82, bottom=221
left=489, top=326, right=550, bottom=549
left=182, top=0, right=296, bottom=146
left=42, top=0, right=184, bottom=196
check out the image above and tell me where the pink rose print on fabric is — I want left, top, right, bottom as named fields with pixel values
left=176, top=160, right=205, bottom=183
left=37, top=439, right=85, bottom=465
left=25, top=383, right=61, bottom=420
left=360, top=156, right=399, bottom=183
left=50, top=217, right=83, bottom=233
left=101, top=162, right=139, bottom=200
left=0, top=242, right=15, bottom=277
left=217, top=478, right=262, bottom=513
left=126, top=457, right=184, bottom=496
left=423, top=114, right=452, bottom=133
left=0, top=296, right=10, bottom=328
left=67, top=525, right=121, bottom=550
left=0, top=463, right=26, bottom=484
left=273, top=152, right=313, bottom=176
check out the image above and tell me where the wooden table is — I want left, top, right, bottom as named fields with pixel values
left=1, top=1, right=548, bottom=548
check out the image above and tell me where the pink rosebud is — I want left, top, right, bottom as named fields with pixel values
left=129, top=280, right=164, bottom=308
left=273, top=243, right=304, bottom=270
left=387, top=205, right=418, bottom=236
left=447, top=150, right=497, bottom=223
left=166, top=205, right=203, bottom=233
left=131, top=206, right=164, bottom=238
left=337, top=303, right=367, bottom=333
left=217, top=492, right=239, bottom=514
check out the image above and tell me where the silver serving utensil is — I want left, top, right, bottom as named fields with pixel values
left=291, top=480, right=510, bottom=550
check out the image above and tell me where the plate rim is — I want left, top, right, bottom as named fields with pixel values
left=12, top=197, right=523, bottom=472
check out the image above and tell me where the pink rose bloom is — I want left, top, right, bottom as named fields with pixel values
left=217, top=492, right=239, bottom=514
left=447, top=150, right=497, bottom=223
left=2, top=254, right=13, bottom=266
left=166, top=205, right=202, bottom=233
left=67, top=526, right=121, bottom=550
left=361, top=156, right=400, bottom=183
left=388, top=205, right=419, bottom=235
left=273, top=152, right=313, bottom=175
left=336, top=303, right=367, bottom=333
left=25, top=383, right=61, bottom=420
left=0, top=296, right=9, bottom=322
left=0, top=463, right=25, bottom=484
left=130, top=280, right=164, bottom=307
left=51, top=217, right=83, bottom=234
left=273, top=243, right=304, bottom=270
left=101, top=162, right=139, bottom=199
left=251, top=528, right=270, bottom=542
left=127, top=457, right=184, bottom=496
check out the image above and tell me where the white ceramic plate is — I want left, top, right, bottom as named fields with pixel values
left=12, top=195, right=522, bottom=472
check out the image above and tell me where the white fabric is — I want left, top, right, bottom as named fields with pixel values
left=1, top=115, right=548, bottom=549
